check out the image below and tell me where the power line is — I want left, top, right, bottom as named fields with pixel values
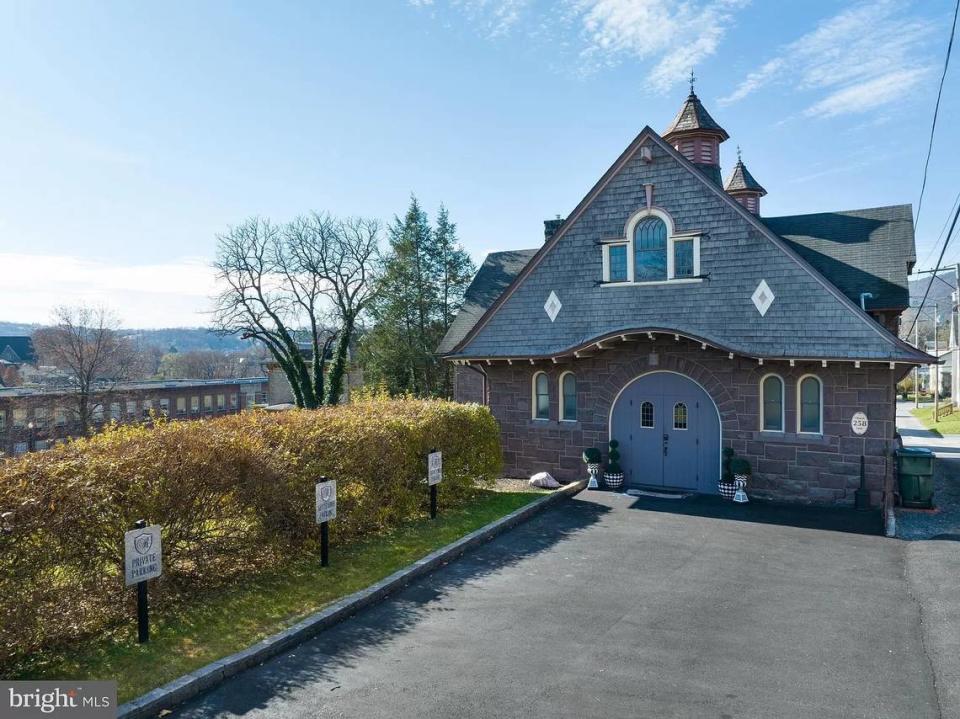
left=915, top=0, right=958, bottom=236
left=906, top=200, right=960, bottom=340
left=920, top=187, right=960, bottom=268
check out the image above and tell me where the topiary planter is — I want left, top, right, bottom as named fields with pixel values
left=603, top=472, right=624, bottom=490
left=718, top=482, right=736, bottom=499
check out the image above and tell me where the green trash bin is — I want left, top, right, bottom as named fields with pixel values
left=896, top=447, right=935, bottom=508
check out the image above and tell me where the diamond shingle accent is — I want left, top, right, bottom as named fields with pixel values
left=544, top=291, right=562, bottom=322
left=752, top=280, right=775, bottom=316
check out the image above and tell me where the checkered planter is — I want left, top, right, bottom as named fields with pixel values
left=718, top=482, right=737, bottom=499
left=603, top=472, right=624, bottom=491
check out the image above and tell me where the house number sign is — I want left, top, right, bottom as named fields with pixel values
left=851, top=412, right=869, bottom=436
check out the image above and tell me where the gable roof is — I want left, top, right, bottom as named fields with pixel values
left=442, top=127, right=931, bottom=365
left=0, top=337, right=36, bottom=364
left=438, top=249, right=538, bottom=355
left=663, top=92, right=729, bottom=141
left=724, top=160, right=766, bottom=195
left=763, top=205, right=914, bottom=311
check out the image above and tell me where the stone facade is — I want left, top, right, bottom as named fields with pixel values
left=466, top=336, right=901, bottom=507
left=453, top=365, right=486, bottom=405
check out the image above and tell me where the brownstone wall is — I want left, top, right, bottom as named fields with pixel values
left=473, top=337, right=898, bottom=506
left=453, top=365, right=486, bottom=405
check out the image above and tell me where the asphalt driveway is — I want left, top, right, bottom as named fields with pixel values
left=170, top=492, right=940, bottom=719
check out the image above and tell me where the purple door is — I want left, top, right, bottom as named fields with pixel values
left=610, top=372, right=720, bottom=493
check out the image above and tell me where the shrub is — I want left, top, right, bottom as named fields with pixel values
left=582, top=448, right=601, bottom=465
left=606, top=440, right=621, bottom=474
left=0, top=399, right=501, bottom=669
left=730, top=457, right=752, bottom=476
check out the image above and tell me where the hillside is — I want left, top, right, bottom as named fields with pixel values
left=0, top=322, right=251, bottom=352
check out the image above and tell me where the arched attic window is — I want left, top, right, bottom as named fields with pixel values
left=634, top=217, right=668, bottom=282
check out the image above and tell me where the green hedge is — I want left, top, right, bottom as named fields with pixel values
left=0, top=399, right=501, bottom=668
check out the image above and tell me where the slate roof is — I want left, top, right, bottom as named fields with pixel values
left=763, top=205, right=914, bottom=311
left=724, top=160, right=766, bottom=195
left=0, top=337, right=36, bottom=364
left=440, top=128, right=930, bottom=364
left=437, top=249, right=538, bottom=355
left=663, top=92, right=729, bottom=141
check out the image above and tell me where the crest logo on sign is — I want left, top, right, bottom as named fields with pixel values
left=133, top=533, right=153, bottom=555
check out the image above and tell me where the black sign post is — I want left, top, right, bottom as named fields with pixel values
left=428, top=449, right=442, bottom=520
left=320, top=520, right=330, bottom=568
left=133, top=519, right=149, bottom=643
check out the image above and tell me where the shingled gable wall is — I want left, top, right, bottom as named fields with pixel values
left=473, top=337, right=897, bottom=506
left=454, top=132, right=918, bottom=363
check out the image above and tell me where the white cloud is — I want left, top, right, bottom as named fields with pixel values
left=0, top=254, right=218, bottom=328
left=721, top=0, right=934, bottom=117
left=409, top=0, right=750, bottom=91
left=573, top=0, right=749, bottom=91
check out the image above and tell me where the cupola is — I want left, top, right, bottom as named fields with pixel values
left=724, top=148, right=767, bottom=215
left=662, top=74, right=729, bottom=186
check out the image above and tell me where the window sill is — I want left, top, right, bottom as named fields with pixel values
left=600, top=278, right=704, bottom=287
left=751, top=431, right=830, bottom=445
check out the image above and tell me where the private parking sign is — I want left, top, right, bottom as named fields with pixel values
left=316, top=480, right=337, bottom=523
left=124, top=525, right=162, bottom=586
left=428, top=451, right=442, bottom=486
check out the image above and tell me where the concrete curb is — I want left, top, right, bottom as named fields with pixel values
left=118, top=480, right=586, bottom=719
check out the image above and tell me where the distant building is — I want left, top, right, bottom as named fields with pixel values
left=263, top=342, right=364, bottom=407
left=0, top=377, right=267, bottom=456
left=0, top=337, right=36, bottom=365
left=0, top=337, right=36, bottom=387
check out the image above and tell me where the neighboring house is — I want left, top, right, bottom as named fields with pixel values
left=0, top=337, right=37, bottom=387
left=0, top=377, right=267, bottom=456
left=0, top=336, right=36, bottom=365
left=439, top=87, right=933, bottom=507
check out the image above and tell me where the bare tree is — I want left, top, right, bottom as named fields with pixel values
left=211, top=216, right=369, bottom=408
left=31, top=305, right=140, bottom=436
left=290, top=214, right=380, bottom=404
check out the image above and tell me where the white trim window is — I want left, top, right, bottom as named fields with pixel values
left=602, top=208, right=701, bottom=284
left=798, top=375, right=824, bottom=434
left=560, top=371, right=577, bottom=421
left=532, top=372, right=550, bottom=420
left=673, top=402, right=688, bottom=430
left=760, top=374, right=785, bottom=432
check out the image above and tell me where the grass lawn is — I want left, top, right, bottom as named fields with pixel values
left=12, top=488, right=543, bottom=702
left=911, top=405, right=960, bottom=435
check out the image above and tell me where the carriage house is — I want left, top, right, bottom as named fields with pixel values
left=439, top=89, right=934, bottom=507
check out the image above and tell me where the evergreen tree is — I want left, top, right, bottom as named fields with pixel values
left=361, top=196, right=474, bottom=397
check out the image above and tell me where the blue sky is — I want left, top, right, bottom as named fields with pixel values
left=0, top=0, right=956, bottom=327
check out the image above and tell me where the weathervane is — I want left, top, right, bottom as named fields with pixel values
left=737, top=144, right=742, bottom=163
left=688, top=69, right=697, bottom=94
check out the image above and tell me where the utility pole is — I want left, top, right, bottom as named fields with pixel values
left=934, top=302, right=940, bottom=422
left=915, top=317, right=921, bottom=408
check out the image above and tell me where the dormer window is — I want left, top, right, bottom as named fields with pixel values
left=601, top=208, right=701, bottom=285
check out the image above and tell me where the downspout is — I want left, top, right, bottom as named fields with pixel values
left=465, top=364, right=489, bottom=406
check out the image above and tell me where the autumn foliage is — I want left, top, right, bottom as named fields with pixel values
left=0, top=399, right=501, bottom=668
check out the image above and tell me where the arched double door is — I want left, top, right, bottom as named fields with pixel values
left=609, top=371, right=721, bottom=493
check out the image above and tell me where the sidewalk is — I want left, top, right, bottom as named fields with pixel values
left=895, top=401, right=960, bottom=540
